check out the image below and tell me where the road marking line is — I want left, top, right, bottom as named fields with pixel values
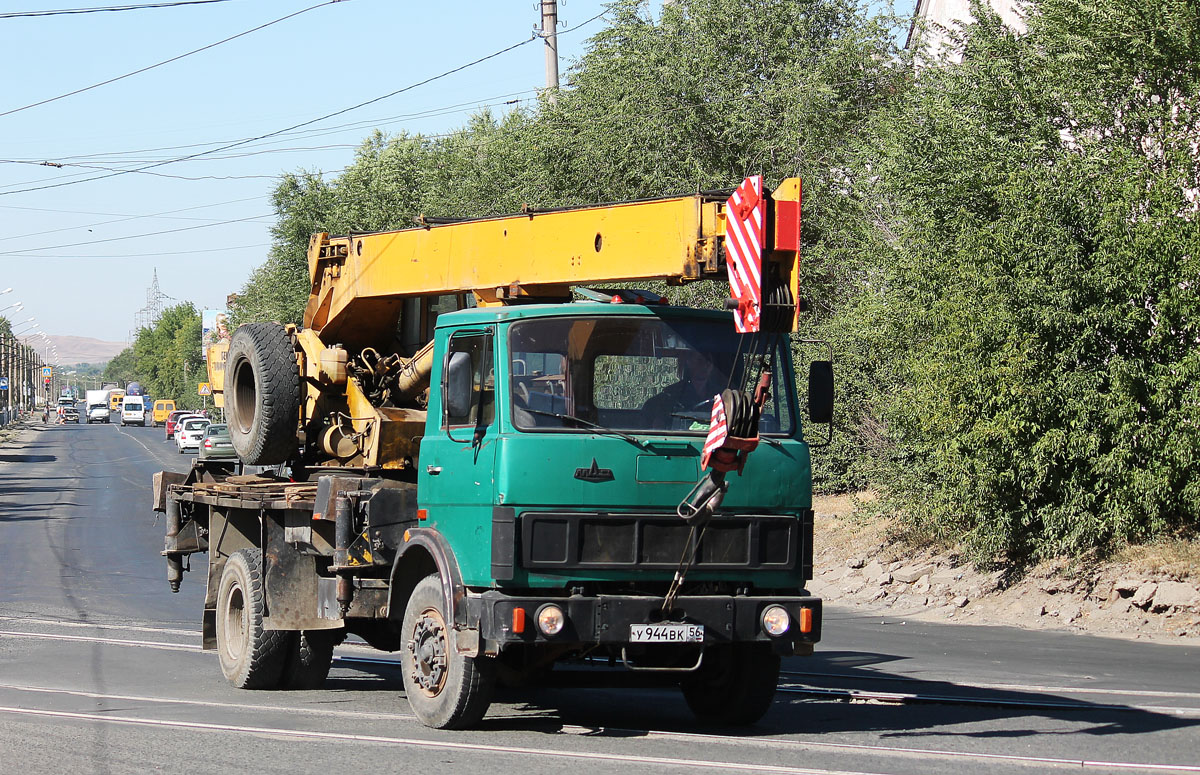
left=0, top=615, right=198, bottom=637
left=114, top=422, right=182, bottom=467
left=619, top=728, right=1200, bottom=773
left=0, top=705, right=872, bottom=775
left=0, top=630, right=198, bottom=652
left=8, top=627, right=1199, bottom=719
left=0, top=683, right=417, bottom=722
left=3, top=682, right=1199, bottom=773
left=0, top=624, right=380, bottom=656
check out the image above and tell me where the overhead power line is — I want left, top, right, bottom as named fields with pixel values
left=0, top=193, right=264, bottom=217
left=0, top=32, right=538, bottom=197
left=0, top=0, right=346, bottom=119
left=0, top=1, right=232, bottom=19
left=0, top=11, right=608, bottom=198
left=20, top=89, right=537, bottom=164
left=6, top=197, right=270, bottom=241
left=8, top=212, right=271, bottom=254
left=3, top=243, right=268, bottom=259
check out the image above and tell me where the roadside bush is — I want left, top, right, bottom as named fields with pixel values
left=845, top=0, right=1200, bottom=563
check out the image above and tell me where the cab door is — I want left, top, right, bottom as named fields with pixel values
left=417, top=327, right=499, bottom=586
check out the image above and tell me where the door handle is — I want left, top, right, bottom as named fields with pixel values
left=426, top=465, right=443, bottom=475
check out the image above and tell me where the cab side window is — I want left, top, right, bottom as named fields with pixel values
left=443, top=332, right=494, bottom=427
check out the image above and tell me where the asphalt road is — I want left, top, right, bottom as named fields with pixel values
left=1, top=419, right=1199, bottom=774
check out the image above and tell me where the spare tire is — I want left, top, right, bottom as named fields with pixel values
left=225, top=322, right=300, bottom=465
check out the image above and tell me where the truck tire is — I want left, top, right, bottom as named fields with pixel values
left=680, top=643, right=780, bottom=725
left=216, top=549, right=290, bottom=689
left=278, top=630, right=342, bottom=689
left=400, top=574, right=495, bottom=729
left=225, top=322, right=299, bottom=465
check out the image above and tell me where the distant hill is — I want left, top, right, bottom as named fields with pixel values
left=32, top=335, right=128, bottom=366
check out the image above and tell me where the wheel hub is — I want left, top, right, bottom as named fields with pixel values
left=223, top=586, right=248, bottom=661
left=408, top=609, right=448, bottom=696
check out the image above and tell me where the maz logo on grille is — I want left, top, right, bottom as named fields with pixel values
left=574, top=459, right=614, bottom=483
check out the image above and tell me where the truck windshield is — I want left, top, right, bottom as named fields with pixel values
left=509, top=315, right=795, bottom=435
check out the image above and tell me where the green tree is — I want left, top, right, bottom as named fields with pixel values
left=835, top=0, right=1200, bottom=563
left=101, top=347, right=141, bottom=386
left=237, top=0, right=905, bottom=329
left=134, top=302, right=207, bottom=411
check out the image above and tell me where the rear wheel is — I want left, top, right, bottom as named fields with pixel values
left=400, top=575, right=495, bottom=729
left=278, top=629, right=342, bottom=689
left=215, top=549, right=290, bottom=688
left=680, top=643, right=780, bottom=726
left=225, top=322, right=300, bottom=465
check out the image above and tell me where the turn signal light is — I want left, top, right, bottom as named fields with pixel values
left=799, top=607, right=813, bottom=634
left=512, top=607, right=527, bottom=634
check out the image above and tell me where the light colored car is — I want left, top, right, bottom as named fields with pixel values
left=176, top=417, right=211, bottom=454
left=198, top=423, right=236, bottom=460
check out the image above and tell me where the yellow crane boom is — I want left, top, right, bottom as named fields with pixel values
left=305, top=194, right=724, bottom=348
left=216, top=179, right=801, bottom=470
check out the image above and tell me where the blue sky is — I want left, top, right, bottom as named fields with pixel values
left=1, top=0, right=624, bottom=352
left=2, top=0, right=913, bottom=358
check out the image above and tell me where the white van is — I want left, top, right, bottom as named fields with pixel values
left=121, top=396, right=146, bottom=426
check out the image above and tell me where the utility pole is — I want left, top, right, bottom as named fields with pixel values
left=538, top=0, right=560, bottom=99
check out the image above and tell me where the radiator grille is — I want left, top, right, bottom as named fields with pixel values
left=520, top=512, right=801, bottom=572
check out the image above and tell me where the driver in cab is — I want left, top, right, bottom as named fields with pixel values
left=642, top=350, right=723, bottom=429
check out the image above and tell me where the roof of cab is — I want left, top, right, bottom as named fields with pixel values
left=433, top=301, right=732, bottom=330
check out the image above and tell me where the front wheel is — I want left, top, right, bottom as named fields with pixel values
left=215, top=549, right=290, bottom=688
left=400, top=575, right=495, bottom=729
left=680, top=643, right=780, bottom=726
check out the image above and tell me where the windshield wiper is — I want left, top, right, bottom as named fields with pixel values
left=520, top=407, right=646, bottom=449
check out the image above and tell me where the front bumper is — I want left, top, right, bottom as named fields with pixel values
left=472, top=592, right=822, bottom=652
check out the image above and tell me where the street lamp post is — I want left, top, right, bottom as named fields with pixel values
left=9, top=320, right=35, bottom=414
left=0, top=330, right=8, bottom=423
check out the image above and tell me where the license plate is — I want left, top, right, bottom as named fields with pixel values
left=629, top=623, right=704, bottom=643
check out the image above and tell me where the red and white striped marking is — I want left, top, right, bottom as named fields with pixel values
left=701, top=392, right=728, bottom=470
left=726, top=176, right=766, bottom=333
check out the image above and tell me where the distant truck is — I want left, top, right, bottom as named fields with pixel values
left=85, top=390, right=110, bottom=424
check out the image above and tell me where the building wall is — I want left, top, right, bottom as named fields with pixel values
left=907, top=0, right=1028, bottom=61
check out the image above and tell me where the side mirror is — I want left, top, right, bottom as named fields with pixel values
left=444, top=351, right=473, bottom=420
left=808, top=361, right=834, bottom=424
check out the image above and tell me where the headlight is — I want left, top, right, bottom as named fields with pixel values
left=536, top=604, right=566, bottom=636
left=761, top=605, right=790, bottom=637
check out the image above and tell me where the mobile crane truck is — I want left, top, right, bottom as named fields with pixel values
left=153, top=176, right=833, bottom=729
